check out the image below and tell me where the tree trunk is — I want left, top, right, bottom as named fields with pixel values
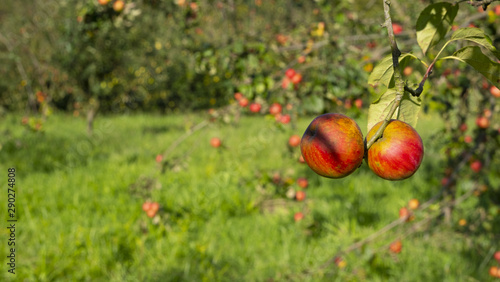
left=86, top=101, right=99, bottom=136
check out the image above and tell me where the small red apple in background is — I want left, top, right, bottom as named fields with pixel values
left=276, top=34, right=288, bottom=45
left=98, top=0, right=110, bottom=5
left=210, top=137, right=222, bottom=148
left=459, top=123, right=467, bottom=132
left=408, top=199, right=419, bottom=210
left=288, top=135, right=301, bottom=147
left=269, top=103, right=282, bottom=116
left=354, top=98, right=363, bottom=109
left=366, top=120, right=424, bottom=180
left=143, top=201, right=160, bottom=218
left=21, top=116, right=29, bottom=125
left=286, top=103, right=293, bottom=111
left=389, top=240, right=402, bottom=254
left=280, top=114, right=291, bottom=124
left=495, top=5, right=500, bottom=16
left=113, top=0, right=125, bottom=12
left=441, top=177, right=450, bottom=186
left=297, top=177, right=308, bottom=189
left=295, top=190, right=306, bottom=201
left=470, top=160, right=482, bottom=173
left=484, top=109, right=492, bottom=118
left=464, top=135, right=472, bottom=143
left=142, top=201, right=152, bottom=212
left=239, top=97, right=249, bottom=107
left=234, top=92, right=243, bottom=100
left=476, top=116, right=489, bottom=129
left=399, top=207, right=412, bottom=221
left=249, top=103, right=262, bottom=113
left=291, top=73, right=302, bottom=84
left=297, top=56, right=306, bottom=64
left=285, top=68, right=296, bottom=79
left=494, top=251, right=500, bottom=263
left=403, top=66, right=413, bottom=76
left=156, top=154, right=163, bottom=163
left=281, top=77, right=291, bottom=89
left=392, top=23, right=403, bottom=35
left=301, top=113, right=365, bottom=178
left=490, top=85, right=500, bottom=98
left=489, top=266, right=500, bottom=278
left=294, top=212, right=304, bottom=222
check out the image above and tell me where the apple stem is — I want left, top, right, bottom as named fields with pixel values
left=366, top=0, right=405, bottom=150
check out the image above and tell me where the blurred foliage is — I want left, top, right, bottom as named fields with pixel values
left=0, top=0, right=431, bottom=114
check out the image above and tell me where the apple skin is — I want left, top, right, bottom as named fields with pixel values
left=366, top=120, right=424, bottom=180
left=249, top=103, right=261, bottom=113
left=300, top=113, right=364, bottom=178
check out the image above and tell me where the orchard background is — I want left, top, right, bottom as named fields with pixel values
left=1, top=0, right=500, bottom=280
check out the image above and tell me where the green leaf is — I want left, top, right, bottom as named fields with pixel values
left=441, top=46, right=500, bottom=88
left=368, top=53, right=421, bottom=100
left=416, top=2, right=458, bottom=55
left=450, top=28, right=500, bottom=58
left=303, top=95, right=324, bottom=114
left=367, top=88, right=421, bottom=132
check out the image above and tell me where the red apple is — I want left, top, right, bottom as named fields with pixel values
left=403, top=66, right=413, bottom=76
left=297, top=56, right=306, bottom=64
left=281, top=77, right=291, bottom=89
left=295, top=190, right=306, bottom=201
left=288, top=135, right=301, bottom=147
left=146, top=209, right=157, bottom=218
left=280, top=114, right=291, bottom=124
left=392, top=23, right=403, bottom=35
left=113, top=0, right=125, bottom=12
left=294, top=212, right=304, bottom=221
left=285, top=68, right=296, bottom=79
left=490, top=85, right=500, bottom=98
left=239, top=97, right=249, bottom=107
left=494, top=251, right=500, bottom=263
left=21, top=116, right=29, bottom=125
left=249, top=103, right=262, bottom=113
left=470, top=160, right=482, bottom=173
left=150, top=202, right=160, bottom=212
left=210, top=137, right=222, bottom=148
left=459, top=123, right=467, bottom=132
left=389, top=240, right=402, bottom=254
left=408, top=199, right=419, bottom=210
left=269, top=103, right=282, bottom=116
left=490, top=266, right=500, bottom=278
left=399, top=207, right=411, bottom=221
left=98, top=0, right=110, bottom=5
left=291, top=73, right=302, bottom=84
left=234, top=92, right=243, bottom=100
left=441, top=177, right=450, bottom=186
left=301, top=113, right=365, bottom=178
left=366, top=120, right=424, bottom=180
left=142, top=201, right=152, bottom=212
left=156, top=154, right=163, bottom=163
left=464, top=135, right=472, bottom=143
left=297, top=177, right=308, bottom=189
left=476, top=116, right=489, bottom=129
left=354, top=98, right=363, bottom=109
left=495, top=5, right=500, bottom=16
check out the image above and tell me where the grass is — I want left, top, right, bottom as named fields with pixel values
left=0, top=111, right=497, bottom=281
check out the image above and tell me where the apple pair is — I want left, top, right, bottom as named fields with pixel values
left=300, top=113, right=424, bottom=180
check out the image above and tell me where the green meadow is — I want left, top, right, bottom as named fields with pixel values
left=0, top=112, right=496, bottom=281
